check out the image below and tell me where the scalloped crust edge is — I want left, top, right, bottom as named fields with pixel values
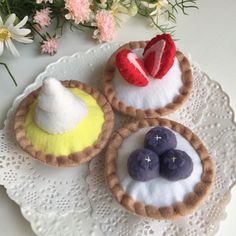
left=14, top=80, right=114, bottom=167
left=105, top=118, right=215, bottom=220
left=103, top=41, right=193, bottom=119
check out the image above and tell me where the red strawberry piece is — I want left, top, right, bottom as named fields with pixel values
left=116, top=49, right=149, bottom=87
left=143, top=34, right=176, bottom=79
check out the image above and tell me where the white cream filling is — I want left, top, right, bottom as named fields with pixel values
left=35, top=78, right=88, bottom=134
left=113, top=48, right=183, bottom=110
left=116, top=127, right=203, bottom=207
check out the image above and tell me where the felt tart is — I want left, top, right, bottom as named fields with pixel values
left=105, top=118, right=214, bottom=220
left=14, top=80, right=114, bottom=167
left=103, top=41, right=193, bottom=119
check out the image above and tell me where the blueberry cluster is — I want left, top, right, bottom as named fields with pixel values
left=127, top=127, right=193, bottom=182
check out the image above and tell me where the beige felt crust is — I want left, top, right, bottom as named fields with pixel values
left=14, top=80, right=114, bottom=167
left=105, top=118, right=215, bottom=220
left=103, top=41, right=193, bottom=119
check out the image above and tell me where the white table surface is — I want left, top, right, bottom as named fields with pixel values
left=0, top=0, right=236, bottom=235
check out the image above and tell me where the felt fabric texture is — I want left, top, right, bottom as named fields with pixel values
left=116, top=49, right=149, bottom=87
left=143, top=39, right=166, bottom=77
left=35, top=78, right=88, bottom=134
left=24, top=88, right=105, bottom=156
left=143, top=34, right=176, bottom=79
left=113, top=48, right=183, bottom=110
left=144, top=126, right=177, bottom=156
left=127, top=148, right=160, bottom=181
left=116, top=127, right=202, bottom=207
left=160, top=149, right=193, bottom=181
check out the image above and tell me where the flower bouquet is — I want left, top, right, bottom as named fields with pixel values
left=0, top=0, right=197, bottom=85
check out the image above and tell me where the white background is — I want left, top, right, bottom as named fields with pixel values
left=0, top=0, right=236, bottom=235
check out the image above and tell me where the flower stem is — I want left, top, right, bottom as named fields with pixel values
left=28, top=22, right=46, bottom=41
left=5, top=0, right=11, bottom=15
left=0, top=62, right=17, bottom=86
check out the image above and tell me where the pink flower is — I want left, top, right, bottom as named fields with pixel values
left=33, top=8, right=51, bottom=28
left=64, top=0, right=91, bottom=24
left=36, top=0, right=53, bottom=3
left=93, top=10, right=116, bottom=43
left=41, top=38, right=59, bottom=56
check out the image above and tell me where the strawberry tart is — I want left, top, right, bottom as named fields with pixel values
left=103, top=34, right=193, bottom=119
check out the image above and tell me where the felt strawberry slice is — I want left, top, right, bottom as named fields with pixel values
left=143, top=34, right=176, bottom=79
left=116, top=49, right=149, bottom=87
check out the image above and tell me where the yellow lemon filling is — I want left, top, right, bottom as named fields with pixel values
left=23, top=88, right=105, bottom=156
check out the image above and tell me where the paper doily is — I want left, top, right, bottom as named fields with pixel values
left=0, top=43, right=236, bottom=236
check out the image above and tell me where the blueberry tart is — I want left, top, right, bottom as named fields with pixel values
left=105, top=118, right=214, bottom=220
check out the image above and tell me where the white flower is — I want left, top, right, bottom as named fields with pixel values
left=141, top=0, right=169, bottom=11
left=0, top=14, right=33, bottom=57
left=103, top=0, right=133, bottom=25
left=141, top=0, right=169, bottom=24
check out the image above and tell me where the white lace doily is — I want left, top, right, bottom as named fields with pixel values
left=0, top=43, right=236, bottom=236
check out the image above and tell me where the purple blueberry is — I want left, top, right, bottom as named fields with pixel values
left=160, top=149, right=193, bottom=181
left=144, top=127, right=177, bottom=156
left=127, top=148, right=160, bottom=181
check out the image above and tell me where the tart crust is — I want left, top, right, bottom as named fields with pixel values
left=103, top=41, right=193, bottom=119
left=14, top=80, right=114, bottom=167
left=105, top=118, right=215, bottom=220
